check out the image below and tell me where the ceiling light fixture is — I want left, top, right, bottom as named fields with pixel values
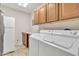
left=18, top=3, right=22, bottom=6
left=23, top=3, right=28, bottom=7
left=18, top=3, right=28, bottom=7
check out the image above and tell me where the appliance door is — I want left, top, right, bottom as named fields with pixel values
left=3, top=28, right=15, bottom=54
left=4, top=16, right=15, bottom=28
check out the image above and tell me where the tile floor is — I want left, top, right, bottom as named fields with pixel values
left=3, top=45, right=28, bottom=56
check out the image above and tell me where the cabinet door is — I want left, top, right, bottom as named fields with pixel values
left=39, top=5, right=46, bottom=24
left=47, top=3, right=58, bottom=22
left=34, top=10, right=39, bottom=25
left=59, top=3, right=79, bottom=20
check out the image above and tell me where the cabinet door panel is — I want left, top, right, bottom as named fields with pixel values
left=39, top=5, right=46, bottom=24
left=47, top=3, right=58, bottom=22
left=59, top=3, right=79, bottom=20
left=34, top=10, right=39, bottom=25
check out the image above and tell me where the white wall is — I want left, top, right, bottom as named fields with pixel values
left=39, top=18, right=79, bottom=30
left=1, top=6, right=32, bottom=45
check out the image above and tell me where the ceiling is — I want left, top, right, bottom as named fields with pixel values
left=1, top=3, right=43, bottom=14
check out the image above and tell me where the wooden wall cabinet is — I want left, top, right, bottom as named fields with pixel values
left=47, top=3, right=58, bottom=22
left=34, top=10, right=39, bottom=25
left=39, top=5, right=47, bottom=24
left=59, top=3, right=79, bottom=20
left=33, top=3, right=79, bottom=25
